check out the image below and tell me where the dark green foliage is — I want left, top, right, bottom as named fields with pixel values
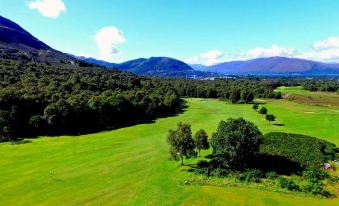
left=278, top=177, right=300, bottom=191
left=302, top=169, right=330, bottom=182
left=252, top=103, right=258, bottom=110
left=240, top=89, right=254, bottom=103
left=302, top=80, right=339, bottom=92
left=274, top=91, right=282, bottom=99
left=259, top=107, right=267, bottom=115
left=0, top=57, right=292, bottom=141
left=211, top=118, right=263, bottom=170
left=261, top=132, right=337, bottom=169
left=265, top=171, right=279, bottom=179
left=265, top=114, right=276, bottom=124
left=301, top=182, right=332, bottom=197
left=229, top=89, right=241, bottom=103
left=194, top=129, right=209, bottom=156
left=167, top=122, right=196, bottom=165
left=0, top=59, right=183, bottom=141
left=238, top=169, right=263, bottom=182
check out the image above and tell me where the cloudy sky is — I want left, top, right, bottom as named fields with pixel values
left=2, top=0, right=339, bottom=65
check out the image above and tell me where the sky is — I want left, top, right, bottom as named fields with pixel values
left=1, top=0, right=339, bottom=65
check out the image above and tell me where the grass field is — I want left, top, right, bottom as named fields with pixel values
left=276, top=86, right=339, bottom=107
left=0, top=90, right=338, bottom=205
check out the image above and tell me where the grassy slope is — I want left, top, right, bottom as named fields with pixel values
left=0, top=96, right=338, bottom=205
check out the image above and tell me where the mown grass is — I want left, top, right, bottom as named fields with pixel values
left=0, top=96, right=338, bottom=205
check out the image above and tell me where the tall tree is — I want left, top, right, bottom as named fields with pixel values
left=211, top=118, right=263, bottom=170
left=229, top=89, right=241, bottom=103
left=167, top=122, right=196, bottom=165
left=194, top=129, right=209, bottom=156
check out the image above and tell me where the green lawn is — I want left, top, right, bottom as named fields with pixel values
left=0, top=97, right=338, bottom=205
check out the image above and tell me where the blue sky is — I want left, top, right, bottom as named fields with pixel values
left=2, top=0, right=339, bottom=64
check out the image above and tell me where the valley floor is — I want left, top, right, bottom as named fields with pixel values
left=0, top=95, right=338, bottom=205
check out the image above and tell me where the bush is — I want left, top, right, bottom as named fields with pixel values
left=302, top=169, right=330, bottom=182
left=301, top=182, right=332, bottom=197
left=265, top=171, right=279, bottom=179
left=278, top=177, right=300, bottom=191
left=261, top=132, right=337, bottom=169
left=259, top=107, right=267, bottom=115
left=265, top=114, right=276, bottom=124
left=238, top=169, right=263, bottom=182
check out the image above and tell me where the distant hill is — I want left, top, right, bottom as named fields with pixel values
left=117, top=57, right=196, bottom=77
left=0, top=16, right=92, bottom=67
left=190, top=64, right=208, bottom=71
left=74, top=56, right=118, bottom=68
left=77, top=56, right=212, bottom=78
left=198, top=57, right=339, bottom=75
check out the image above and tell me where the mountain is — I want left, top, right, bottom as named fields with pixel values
left=74, top=56, right=118, bottom=68
left=0, top=16, right=50, bottom=50
left=116, top=57, right=196, bottom=77
left=198, top=57, right=339, bottom=75
left=0, top=16, right=90, bottom=67
left=190, top=64, right=208, bottom=71
left=77, top=56, right=212, bottom=78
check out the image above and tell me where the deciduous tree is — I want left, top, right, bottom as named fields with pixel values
left=167, top=122, right=196, bottom=165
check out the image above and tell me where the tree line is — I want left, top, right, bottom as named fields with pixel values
left=0, top=58, right=282, bottom=141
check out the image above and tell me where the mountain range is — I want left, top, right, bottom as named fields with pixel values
left=1, top=15, right=339, bottom=77
left=191, top=57, right=339, bottom=75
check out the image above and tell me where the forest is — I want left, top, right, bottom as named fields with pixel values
left=0, top=59, right=282, bottom=141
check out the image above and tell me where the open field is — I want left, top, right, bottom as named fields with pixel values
left=0, top=97, right=338, bottom=205
left=276, top=86, right=339, bottom=108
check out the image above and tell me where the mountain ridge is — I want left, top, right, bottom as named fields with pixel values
left=195, top=57, right=339, bottom=75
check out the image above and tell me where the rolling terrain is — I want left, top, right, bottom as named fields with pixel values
left=0, top=89, right=338, bottom=205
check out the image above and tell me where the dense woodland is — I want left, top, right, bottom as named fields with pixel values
left=0, top=58, right=284, bottom=141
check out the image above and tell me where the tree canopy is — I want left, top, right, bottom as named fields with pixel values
left=194, top=129, right=209, bottom=156
left=167, top=122, right=196, bottom=165
left=211, top=118, right=263, bottom=170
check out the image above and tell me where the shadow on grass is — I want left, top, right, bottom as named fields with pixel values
left=10, top=139, right=32, bottom=145
left=185, top=154, right=302, bottom=176
left=6, top=100, right=189, bottom=142
left=273, top=123, right=285, bottom=126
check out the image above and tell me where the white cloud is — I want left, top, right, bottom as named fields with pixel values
left=298, top=49, right=339, bottom=62
left=28, top=0, right=66, bottom=18
left=186, top=50, right=224, bottom=66
left=313, top=36, right=339, bottom=50
left=94, top=26, right=126, bottom=62
left=236, top=44, right=296, bottom=60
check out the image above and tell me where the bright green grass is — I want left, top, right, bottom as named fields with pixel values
left=0, top=98, right=338, bottom=205
left=276, top=86, right=339, bottom=102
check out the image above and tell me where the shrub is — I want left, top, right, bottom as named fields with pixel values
left=238, top=169, right=263, bottom=183
left=302, top=169, right=330, bottom=182
left=301, top=182, right=332, bottom=197
left=278, top=177, right=300, bottom=191
left=259, top=107, right=267, bottom=115
left=261, top=132, right=337, bottom=169
left=265, top=171, right=279, bottom=179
